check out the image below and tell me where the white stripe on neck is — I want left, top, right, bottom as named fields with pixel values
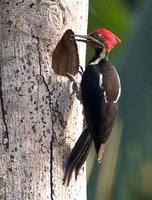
left=90, top=48, right=107, bottom=65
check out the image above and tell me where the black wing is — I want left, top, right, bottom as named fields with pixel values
left=81, top=59, right=120, bottom=158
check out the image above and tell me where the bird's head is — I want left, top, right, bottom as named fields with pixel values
left=74, top=28, right=121, bottom=53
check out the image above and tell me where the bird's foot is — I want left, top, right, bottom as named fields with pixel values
left=66, top=73, right=79, bottom=94
left=78, top=65, right=84, bottom=77
left=66, top=73, right=81, bottom=101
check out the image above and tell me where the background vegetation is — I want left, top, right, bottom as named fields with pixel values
left=86, top=0, right=152, bottom=199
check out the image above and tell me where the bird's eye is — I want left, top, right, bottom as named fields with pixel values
left=95, top=33, right=100, bottom=38
left=94, top=33, right=106, bottom=44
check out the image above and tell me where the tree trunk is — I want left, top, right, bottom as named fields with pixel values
left=0, top=0, right=88, bottom=199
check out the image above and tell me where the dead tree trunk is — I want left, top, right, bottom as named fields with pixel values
left=0, top=0, right=88, bottom=199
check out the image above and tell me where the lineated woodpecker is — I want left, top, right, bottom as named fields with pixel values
left=63, top=29, right=121, bottom=186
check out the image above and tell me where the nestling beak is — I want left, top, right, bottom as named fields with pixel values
left=71, top=34, right=103, bottom=48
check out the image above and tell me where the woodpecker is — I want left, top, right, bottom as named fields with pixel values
left=63, top=29, right=121, bottom=186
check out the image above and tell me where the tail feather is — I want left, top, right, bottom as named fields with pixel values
left=63, top=129, right=92, bottom=186
left=75, top=135, right=92, bottom=179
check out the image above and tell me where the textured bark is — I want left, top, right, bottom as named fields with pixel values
left=0, top=0, right=88, bottom=199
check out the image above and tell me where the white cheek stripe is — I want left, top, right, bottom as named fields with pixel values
left=90, top=48, right=107, bottom=65
left=90, top=58, right=100, bottom=65
left=113, top=72, right=121, bottom=103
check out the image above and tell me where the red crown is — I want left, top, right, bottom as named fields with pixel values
left=93, top=29, right=121, bottom=52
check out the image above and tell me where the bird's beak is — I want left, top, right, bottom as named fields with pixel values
left=71, top=34, right=103, bottom=47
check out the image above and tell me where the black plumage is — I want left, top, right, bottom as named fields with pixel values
left=63, top=29, right=121, bottom=186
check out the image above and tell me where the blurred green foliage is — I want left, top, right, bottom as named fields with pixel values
left=88, top=0, right=130, bottom=35
left=87, top=0, right=152, bottom=199
left=87, top=0, right=132, bottom=63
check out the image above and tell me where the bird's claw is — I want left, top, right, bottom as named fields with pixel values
left=66, top=73, right=79, bottom=95
left=78, top=65, right=84, bottom=77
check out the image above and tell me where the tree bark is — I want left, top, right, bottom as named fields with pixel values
left=0, top=0, right=88, bottom=199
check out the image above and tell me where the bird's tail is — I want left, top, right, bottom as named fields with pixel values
left=63, top=128, right=92, bottom=186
